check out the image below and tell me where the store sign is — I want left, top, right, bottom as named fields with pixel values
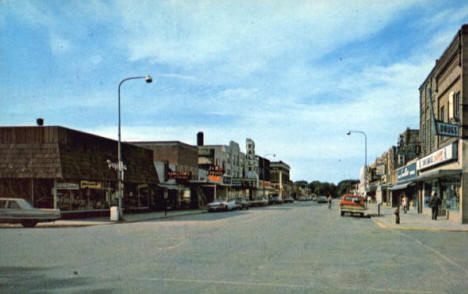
left=208, top=165, right=224, bottom=176
left=106, top=159, right=127, bottom=171
left=436, top=120, right=459, bottom=137
left=168, top=171, right=191, bottom=180
left=56, top=183, right=79, bottom=190
left=397, top=162, right=417, bottom=182
left=208, top=175, right=222, bottom=183
left=417, top=142, right=457, bottom=170
left=376, top=163, right=385, bottom=176
left=81, top=180, right=102, bottom=189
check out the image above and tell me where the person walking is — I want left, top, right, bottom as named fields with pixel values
left=327, top=194, right=332, bottom=209
left=402, top=194, right=409, bottom=214
left=429, top=191, right=441, bottom=220
left=394, top=205, right=400, bottom=224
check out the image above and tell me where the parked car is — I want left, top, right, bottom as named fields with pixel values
left=339, top=194, right=367, bottom=217
left=316, top=195, right=328, bottom=203
left=0, top=198, right=61, bottom=227
left=250, top=197, right=269, bottom=207
left=269, top=196, right=283, bottom=205
left=207, top=199, right=237, bottom=212
left=284, top=197, right=294, bottom=203
left=234, top=198, right=249, bottom=210
left=298, top=195, right=311, bottom=201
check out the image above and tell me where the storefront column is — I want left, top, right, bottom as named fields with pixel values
left=53, top=179, right=57, bottom=209
left=461, top=172, right=468, bottom=223
left=461, top=140, right=468, bottom=224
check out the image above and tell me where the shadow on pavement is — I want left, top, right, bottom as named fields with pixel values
left=0, top=266, right=107, bottom=293
left=149, top=209, right=249, bottom=223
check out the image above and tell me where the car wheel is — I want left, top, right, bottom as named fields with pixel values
left=21, top=220, right=38, bottom=227
left=360, top=213, right=364, bottom=217
left=340, top=211, right=344, bottom=216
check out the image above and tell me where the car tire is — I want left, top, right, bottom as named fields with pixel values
left=21, top=220, right=38, bottom=227
left=340, top=211, right=344, bottom=216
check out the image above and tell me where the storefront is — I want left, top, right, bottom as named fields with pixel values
left=415, top=141, right=461, bottom=221
left=0, top=126, right=159, bottom=218
left=392, top=161, right=418, bottom=210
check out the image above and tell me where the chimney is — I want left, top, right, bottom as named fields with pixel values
left=197, top=132, right=204, bottom=146
left=36, top=118, right=44, bottom=126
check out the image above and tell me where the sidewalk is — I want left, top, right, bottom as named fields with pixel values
left=2, top=209, right=207, bottom=228
left=367, top=203, right=468, bottom=232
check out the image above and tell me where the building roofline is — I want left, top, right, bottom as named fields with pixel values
left=419, top=24, right=467, bottom=90
left=131, top=140, right=197, bottom=149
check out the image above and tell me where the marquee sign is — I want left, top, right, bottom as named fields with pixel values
left=168, top=171, right=191, bottom=180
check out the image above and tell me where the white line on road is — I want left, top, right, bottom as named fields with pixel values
left=396, top=230, right=468, bottom=275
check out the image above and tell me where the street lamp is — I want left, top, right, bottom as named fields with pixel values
left=347, top=130, right=367, bottom=196
left=262, top=154, right=276, bottom=199
left=117, top=75, right=152, bottom=220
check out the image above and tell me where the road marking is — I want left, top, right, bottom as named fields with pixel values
left=154, top=237, right=185, bottom=251
left=396, top=230, right=468, bottom=276
left=127, top=276, right=436, bottom=293
left=372, top=219, right=468, bottom=232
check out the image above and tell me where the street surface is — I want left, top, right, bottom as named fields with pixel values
left=2, top=201, right=468, bottom=293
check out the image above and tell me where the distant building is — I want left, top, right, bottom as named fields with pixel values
left=131, top=141, right=200, bottom=209
left=270, top=161, right=291, bottom=200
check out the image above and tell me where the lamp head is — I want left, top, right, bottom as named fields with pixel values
left=346, top=131, right=351, bottom=136
left=145, top=75, right=153, bottom=83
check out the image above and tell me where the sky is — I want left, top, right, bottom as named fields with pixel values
left=1, top=0, right=468, bottom=184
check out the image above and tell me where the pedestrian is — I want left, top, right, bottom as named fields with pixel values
left=429, top=191, right=441, bottom=220
left=327, top=194, right=332, bottom=209
left=394, top=205, right=400, bottom=224
left=402, top=194, right=409, bottom=214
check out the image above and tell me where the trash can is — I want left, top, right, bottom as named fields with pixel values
left=110, top=206, right=119, bottom=221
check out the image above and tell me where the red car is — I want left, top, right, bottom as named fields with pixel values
left=339, top=195, right=367, bottom=217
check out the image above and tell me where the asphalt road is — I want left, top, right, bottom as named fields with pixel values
left=1, top=201, right=468, bottom=293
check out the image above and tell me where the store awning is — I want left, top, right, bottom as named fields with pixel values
left=390, top=182, right=413, bottom=191
left=414, top=169, right=462, bottom=181
left=158, top=184, right=187, bottom=191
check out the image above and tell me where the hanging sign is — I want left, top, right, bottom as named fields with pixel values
left=435, top=120, right=459, bottom=137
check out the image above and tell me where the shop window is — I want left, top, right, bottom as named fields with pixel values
left=442, top=183, right=460, bottom=211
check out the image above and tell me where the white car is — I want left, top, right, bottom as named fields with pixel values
left=0, top=198, right=61, bottom=227
left=207, top=199, right=238, bottom=212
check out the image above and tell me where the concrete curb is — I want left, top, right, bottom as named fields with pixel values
left=1, top=210, right=208, bottom=228
left=372, top=218, right=468, bottom=232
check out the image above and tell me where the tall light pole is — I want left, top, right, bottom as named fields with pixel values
left=347, top=130, right=367, bottom=196
left=262, top=154, right=275, bottom=199
left=117, top=75, right=152, bottom=220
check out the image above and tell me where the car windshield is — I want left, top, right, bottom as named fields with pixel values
left=15, top=199, right=34, bottom=209
left=345, top=197, right=361, bottom=202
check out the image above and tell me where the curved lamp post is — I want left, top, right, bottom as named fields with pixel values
left=347, top=130, right=367, bottom=196
left=117, top=75, right=152, bottom=220
left=262, top=153, right=276, bottom=199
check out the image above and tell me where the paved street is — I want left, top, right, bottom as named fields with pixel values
left=2, top=201, right=468, bottom=293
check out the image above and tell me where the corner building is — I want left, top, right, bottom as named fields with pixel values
left=418, top=24, right=468, bottom=223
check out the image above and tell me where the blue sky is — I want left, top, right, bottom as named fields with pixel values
left=1, top=0, right=468, bottom=184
